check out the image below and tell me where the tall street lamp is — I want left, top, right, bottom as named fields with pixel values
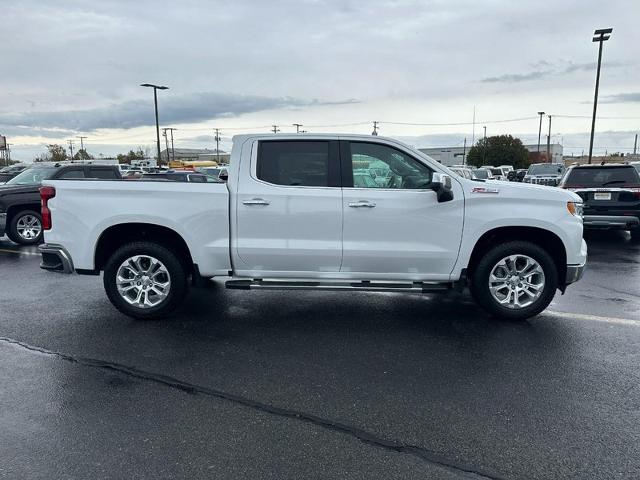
left=588, top=28, right=612, bottom=164
left=537, top=111, right=545, bottom=155
left=140, top=83, right=169, bottom=166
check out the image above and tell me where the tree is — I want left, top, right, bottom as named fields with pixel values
left=116, top=148, right=146, bottom=164
left=34, top=144, right=68, bottom=162
left=73, top=149, right=94, bottom=161
left=466, top=135, right=530, bottom=169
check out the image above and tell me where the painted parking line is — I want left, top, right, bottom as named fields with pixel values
left=547, top=310, right=640, bottom=327
left=0, top=248, right=40, bottom=257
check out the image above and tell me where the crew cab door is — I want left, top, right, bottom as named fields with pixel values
left=234, top=139, right=343, bottom=275
left=340, top=140, right=464, bottom=280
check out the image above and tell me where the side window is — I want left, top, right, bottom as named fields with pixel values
left=88, top=168, right=118, bottom=179
left=56, top=168, right=85, bottom=179
left=349, top=142, right=432, bottom=189
left=257, top=141, right=332, bottom=187
left=188, top=174, right=207, bottom=183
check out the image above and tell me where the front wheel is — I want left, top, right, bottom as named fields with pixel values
left=103, top=241, right=189, bottom=320
left=470, top=241, right=558, bottom=320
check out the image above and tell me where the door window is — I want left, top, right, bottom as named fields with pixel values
left=349, top=142, right=432, bottom=189
left=56, top=168, right=85, bottom=179
left=88, top=168, right=118, bottom=179
left=257, top=141, right=336, bottom=187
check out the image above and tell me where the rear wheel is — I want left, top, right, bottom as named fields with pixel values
left=8, top=210, right=43, bottom=245
left=470, top=241, right=558, bottom=320
left=630, top=229, right=640, bottom=242
left=103, top=241, right=188, bottom=320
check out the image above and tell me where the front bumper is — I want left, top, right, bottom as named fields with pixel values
left=583, top=215, right=640, bottom=229
left=565, top=263, right=586, bottom=284
left=39, top=243, right=75, bottom=274
left=0, top=212, right=6, bottom=236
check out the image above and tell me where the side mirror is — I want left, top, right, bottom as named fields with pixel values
left=431, top=173, right=454, bottom=202
left=219, top=172, right=229, bottom=182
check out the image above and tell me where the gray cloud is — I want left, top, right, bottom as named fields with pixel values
left=0, top=92, right=359, bottom=132
left=601, top=93, right=640, bottom=103
left=482, top=70, right=551, bottom=83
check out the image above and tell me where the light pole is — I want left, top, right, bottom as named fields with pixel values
left=213, top=128, right=221, bottom=163
left=588, top=28, right=612, bottom=164
left=140, top=83, right=169, bottom=166
left=547, top=115, right=552, bottom=163
left=537, top=111, right=545, bottom=155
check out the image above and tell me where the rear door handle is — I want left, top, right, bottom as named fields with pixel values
left=348, top=201, right=376, bottom=208
left=243, top=198, right=270, bottom=206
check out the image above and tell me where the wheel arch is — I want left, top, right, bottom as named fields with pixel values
left=94, top=223, right=194, bottom=274
left=466, top=226, right=568, bottom=289
left=7, top=203, right=41, bottom=223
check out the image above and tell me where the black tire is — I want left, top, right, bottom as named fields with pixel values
left=469, top=241, right=558, bottom=321
left=630, top=229, right=640, bottom=242
left=8, top=210, right=43, bottom=245
left=103, top=241, right=189, bottom=320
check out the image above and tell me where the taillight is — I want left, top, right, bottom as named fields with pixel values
left=40, top=186, right=56, bottom=230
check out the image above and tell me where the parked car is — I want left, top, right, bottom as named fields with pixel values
left=559, top=163, right=640, bottom=240
left=198, top=166, right=229, bottom=181
left=0, top=164, right=28, bottom=184
left=141, top=170, right=221, bottom=183
left=40, top=134, right=586, bottom=321
left=449, top=167, right=476, bottom=180
left=488, top=168, right=507, bottom=181
left=471, top=168, right=494, bottom=180
left=524, top=163, right=565, bottom=186
left=0, top=162, right=121, bottom=245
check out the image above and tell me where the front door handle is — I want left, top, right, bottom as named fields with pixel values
left=348, top=201, right=376, bottom=208
left=243, top=198, right=270, bottom=206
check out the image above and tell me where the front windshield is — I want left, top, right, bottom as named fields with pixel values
left=473, top=169, right=489, bottom=179
left=6, top=167, right=57, bottom=185
left=528, top=164, right=564, bottom=175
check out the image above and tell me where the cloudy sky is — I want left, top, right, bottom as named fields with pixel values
left=1, top=0, right=639, bottom=161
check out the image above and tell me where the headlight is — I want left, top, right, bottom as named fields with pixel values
left=567, top=201, right=583, bottom=217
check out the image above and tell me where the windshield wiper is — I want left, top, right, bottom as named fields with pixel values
left=601, top=180, right=627, bottom=186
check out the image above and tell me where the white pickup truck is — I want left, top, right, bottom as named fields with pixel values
left=39, top=134, right=587, bottom=320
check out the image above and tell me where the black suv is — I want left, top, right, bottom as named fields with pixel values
left=559, top=163, right=640, bottom=240
left=0, top=162, right=122, bottom=245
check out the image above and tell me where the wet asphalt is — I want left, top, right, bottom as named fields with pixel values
left=0, top=231, right=639, bottom=479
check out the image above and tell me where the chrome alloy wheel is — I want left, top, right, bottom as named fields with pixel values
left=488, top=254, right=545, bottom=309
left=16, top=214, right=42, bottom=240
left=116, top=255, right=171, bottom=308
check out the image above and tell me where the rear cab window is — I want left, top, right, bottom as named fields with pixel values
left=55, top=168, right=85, bottom=179
left=88, top=168, right=119, bottom=179
left=561, top=166, right=640, bottom=188
left=256, top=140, right=340, bottom=187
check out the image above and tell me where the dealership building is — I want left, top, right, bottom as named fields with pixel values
left=418, top=143, right=563, bottom=166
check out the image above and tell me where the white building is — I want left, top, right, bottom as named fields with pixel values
left=418, top=143, right=563, bottom=166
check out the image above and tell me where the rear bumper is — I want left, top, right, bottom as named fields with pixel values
left=583, top=215, right=640, bottom=229
left=39, top=243, right=75, bottom=274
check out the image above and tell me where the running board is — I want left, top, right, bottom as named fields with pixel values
left=225, top=278, right=453, bottom=293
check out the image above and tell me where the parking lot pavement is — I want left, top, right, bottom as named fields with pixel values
left=1, top=232, right=639, bottom=479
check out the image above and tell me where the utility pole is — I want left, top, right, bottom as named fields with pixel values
left=77, top=136, right=87, bottom=157
left=482, top=126, right=487, bottom=166
left=293, top=123, right=303, bottom=133
left=164, top=127, right=177, bottom=161
left=162, top=129, right=171, bottom=164
left=271, top=125, right=280, bottom=134
left=372, top=121, right=379, bottom=136
left=67, top=139, right=75, bottom=160
left=588, top=28, right=613, bottom=164
left=462, top=137, right=467, bottom=166
left=547, top=115, right=552, bottom=163
left=213, top=128, right=221, bottom=163
left=471, top=106, right=476, bottom=145
left=633, top=134, right=637, bottom=156
left=537, top=111, right=545, bottom=155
